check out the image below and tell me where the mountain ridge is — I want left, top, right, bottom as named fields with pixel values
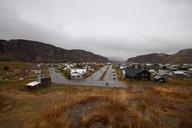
left=127, top=48, right=192, bottom=64
left=0, top=39, right=109, bottom=63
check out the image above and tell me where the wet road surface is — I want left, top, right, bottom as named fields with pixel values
left=48, top=66, right=127, bottom=88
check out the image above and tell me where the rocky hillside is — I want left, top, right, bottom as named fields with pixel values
left=0, top=39, right=108, bottom=63
left=127, top=48, right=192, bottom=64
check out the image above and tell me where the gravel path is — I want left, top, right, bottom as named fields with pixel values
left=65, top=99, right=100, bottom=128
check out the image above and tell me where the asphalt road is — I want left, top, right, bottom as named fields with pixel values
left=104, top=65, right=117, bottom=82
left=48, top=66, right=127, bottom=88
left=86, top=65, right=108, bottom=81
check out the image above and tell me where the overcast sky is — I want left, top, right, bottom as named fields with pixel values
left=0, top=0, right=192, bottom=60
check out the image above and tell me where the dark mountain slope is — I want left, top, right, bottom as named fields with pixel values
left=0, top=39, right=108, bottom=63
left=127, top=49, right=192, bottom=64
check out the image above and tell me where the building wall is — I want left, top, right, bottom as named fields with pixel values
left=125, top=71, right=151, bottom=81
left=71, top=74, right=82, bottom=79
left=138, top=71, right=151, bottom=80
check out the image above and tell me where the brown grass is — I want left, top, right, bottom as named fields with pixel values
left=0, top=80, right=192, bottom=128
left=0, top=62, right=32, bottom=71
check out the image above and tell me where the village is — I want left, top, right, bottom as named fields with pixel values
left=1, top=61, right=192, bottom=89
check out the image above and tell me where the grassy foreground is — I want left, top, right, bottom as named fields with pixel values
left=0, top=80, right=192, bottom=128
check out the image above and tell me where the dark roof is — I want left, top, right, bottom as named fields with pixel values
left=125, top=68, right=149, bottom=76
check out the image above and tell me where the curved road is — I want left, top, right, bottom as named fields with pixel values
left=48, top=66, right=127, bottom=88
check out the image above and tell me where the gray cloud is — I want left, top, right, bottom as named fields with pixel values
left=165, top=0, right=192, bottom=5
left=0, top=0, right=192, bottom=60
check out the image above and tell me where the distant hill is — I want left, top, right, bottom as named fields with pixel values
left=0, top=39, right=109, bottom=63
left=127, top=48, right=192, bottom=64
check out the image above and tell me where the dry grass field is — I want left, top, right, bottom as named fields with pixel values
left=0, top=62, right=32, bottom=70
left=0, top=80, right=192, bottom=128
left=0, top=62, right=49, bottom=81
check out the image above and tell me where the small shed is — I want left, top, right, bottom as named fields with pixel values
left=26, top=81, right=41, bottom=89
left=26, top=76, right=51, bottom=90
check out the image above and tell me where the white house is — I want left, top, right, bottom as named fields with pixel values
left=31, top=69, right=41, bottom=74
left=149, top=69, right=156, bottom=73
left=158, top=70, right=169, bottom=75
left=70, top=69, right=87, bottom=79
left=70, top=72, right=82, bottom=79
left=174, top=70, right=185, bottom=75
left=173, top=70, right=189, bottom=77
left=146, top=63, right=152, bottom=67
left=149, top=69, right=157, bottom=76
left=122, top=70, right=125, bottom=76
left=119, top=66, right=126, bottom=70
left=63, top=64, right=71, bottom=70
